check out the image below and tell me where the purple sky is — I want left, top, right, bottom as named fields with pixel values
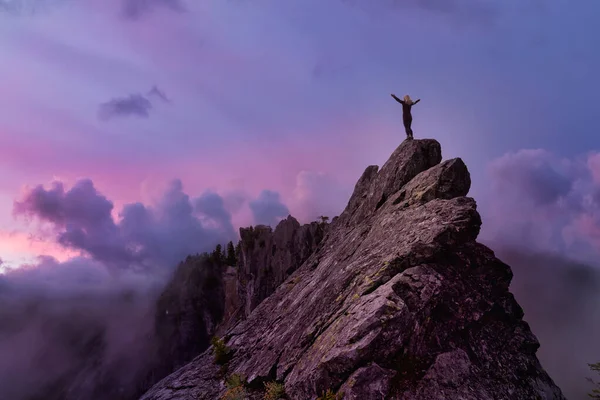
left=1, top=1, right=600, bottom=398
left=0, top=0, right=599, bottom=268
left=0, top=0, right=599, bottom=269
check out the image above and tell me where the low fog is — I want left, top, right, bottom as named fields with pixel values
left=494, top=247, right=600, bottom=399
left=0, top=177, right=283, bottom=400
left=0, top=257, right=163, bottom=400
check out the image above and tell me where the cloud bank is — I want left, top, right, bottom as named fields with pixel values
left=481, top=148, right=600, bottom=266
left=0, top=255, right=160, bottom=400
left=13, top=178, right=237, bottom=271
left=0, top=177, right=294, bottom=399
left=480, top=147, right=600, bottom=399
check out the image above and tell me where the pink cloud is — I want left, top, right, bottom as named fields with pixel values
left=481, top=148, right=600, bottom=265
left=0, top=230, right=78, bottom=266
left=566, top=208, right=600, bottom=251
left=587, top=152, right=600, bottom=185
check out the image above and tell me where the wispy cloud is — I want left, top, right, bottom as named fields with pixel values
left=148, top=85, right=170, bottom=103
left=97, top=85, right=171, bottom=121
left=0, top=0, right=67, bottom=16
left=121, top=0, right=185, bottom=20
left=98, top=93, right=153, bottom=121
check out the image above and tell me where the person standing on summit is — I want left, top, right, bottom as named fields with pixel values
left=391, top=94, right=420, bottom=140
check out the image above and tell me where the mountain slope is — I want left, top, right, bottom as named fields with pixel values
left=141, top=139, right=565, bottom=400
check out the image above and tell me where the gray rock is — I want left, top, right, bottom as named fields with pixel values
left=232, top=216, right=326, bottom=323
left=152, top=257, right=225, bottom=382
left=390, top=158, right=471, bottom=208
left=221, top=265, right=241, bottom=330
left=141, top=139, right=565, bottom=400
left=339, top=138, right=442, bottom=226
left=338, top=363, right=396, bottom=400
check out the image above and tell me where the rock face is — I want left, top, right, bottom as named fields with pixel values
left=140, top=139, right=565, bottom=400
left=152, top=256, right=225, bottom=383
left=150, top=216, right=326, bottom=387
left=221, top=265, right=241, bottom=328
left=223, top=217, right=326, bottom=326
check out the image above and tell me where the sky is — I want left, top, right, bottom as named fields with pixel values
left=0, top=0, right=600, bottom=268
left=0, top=0, right=600, bottom=397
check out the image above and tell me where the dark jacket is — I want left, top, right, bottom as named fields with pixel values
left=391, top=94, right=420, bottom=121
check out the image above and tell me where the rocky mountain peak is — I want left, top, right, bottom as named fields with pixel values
left=141, top=139, right=565, bottom=400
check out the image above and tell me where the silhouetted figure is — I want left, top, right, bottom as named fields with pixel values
left=391, top=94, right=420, bottom=140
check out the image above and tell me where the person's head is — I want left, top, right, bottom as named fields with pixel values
left=403, top=94, right=413, bottom=104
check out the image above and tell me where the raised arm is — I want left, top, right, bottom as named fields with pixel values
left=413, top=99, right=421, bottom=105
left=391, top=94, right=404, bottom=104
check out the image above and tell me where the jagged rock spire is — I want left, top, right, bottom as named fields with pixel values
left=340, top=139, right=443, bottom=225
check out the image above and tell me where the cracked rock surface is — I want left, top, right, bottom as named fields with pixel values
left=140, top=139, right=565, bottom=400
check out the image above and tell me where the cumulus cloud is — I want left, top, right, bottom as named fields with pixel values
left=289, top=170, right=352, bottom=223
left=121, top=0, right=185, bottom=20
left=222, top=190, right=248, bottom=215
left=194, top=190, right=236, bottom=239
left=481, top=148, right=600, bottom=264
left=488, top=149, right=573, bottom=206
left=13, top=178, right=236, bottom=270
left=249, top=190, right=289, bottom=227
left=98, top=93, right=153, bottom=121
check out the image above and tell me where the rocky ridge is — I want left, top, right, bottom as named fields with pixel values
left=222, top=218, right=326, bottom=330
left=141, top=139, right=566, bottom=400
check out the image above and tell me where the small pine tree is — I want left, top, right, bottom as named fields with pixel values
left=226, top=241, right=237, bottom=266
left=211, top=336, right=232, bottom=365
left=588, top=362, right=600, bottom=398
left=212, top=244, right=223, bottom=263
